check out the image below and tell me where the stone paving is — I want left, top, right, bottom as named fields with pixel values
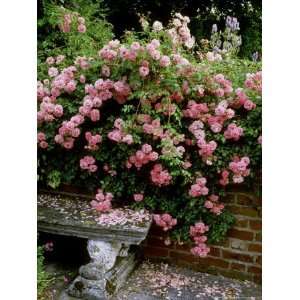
left=44, top=260, right=261, bottom=300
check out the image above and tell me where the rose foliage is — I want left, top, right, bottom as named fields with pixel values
left=37, top=10, right=261, bottom=257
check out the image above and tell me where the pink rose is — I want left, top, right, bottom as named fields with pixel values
left=139, top=66, right=149, bottom=77
left=48, top=67, right=58, bottom=77
left=78, top=24, right=86, bottom=33
left=133, top=193, right=144, bottom=202
left=159, top=55, right=171, bottom=67
left=90, top=109, right=100, bottom=122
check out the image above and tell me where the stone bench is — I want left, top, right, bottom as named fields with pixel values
left=38, top=192, right=152, bottom=299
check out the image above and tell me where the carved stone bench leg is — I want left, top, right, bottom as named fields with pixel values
left=67, top=240, right=137, bottom=299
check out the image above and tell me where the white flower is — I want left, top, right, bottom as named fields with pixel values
left=183, top=16, right=190, bottom=23
left=206, top=52, right=214, bottom=61
left=152, top=21, right=163, bottom=32
left=184, top=37, right=195, bottom=49
left=175, top=13, right=184, bottom=20
left=173, top=18, right=182, bottom=27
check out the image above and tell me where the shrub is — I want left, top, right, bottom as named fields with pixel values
left=37, top=0, right=114, bottom=70
left=37, top=246, right=50, bottom=298
left=37, top=11, right=261, bottom=256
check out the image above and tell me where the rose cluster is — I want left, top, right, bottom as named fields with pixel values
left=55, top=114, right=84, bottom=149
left=37, top=132, right=48, bottom=149
left=244, top=71, right=262, bottom=93
left=126, top=144, right=158, bottom=169
left=213, top=74, right=233, bottom=97
left=188, top=120, right=218, bottom=164
left=224, top=123, right=243, bottom=141
left=85, top=132, right=102, bottom=151
left=150, top=164, right=172, bottom=186
left=79, top=155, right=97, bottom=172
left=183, top=101, right=208, bottom=119
left=219, top=170, right=230, bottom=186
left=90, top=189, right=113, bottom=212
left=79, top=78, right=116, bottom=121
left=37, top=97, right=63, bottom=124
left=46, top=55, right=65, bottom=65
left=108, top=118, right=133, bottom=144
left=204, top=195, right=225, bottom=215
left=153, top=213, right=177, bottom=231
left=75, top=56, right=90, bottom=70
left=190, top=222, right=210, bottom=257
left=167, top=13, right=195, bottom=48
left=229, top=156, right=251, bottom=183
left=234, top=88, right=256, bottom=111
left=189, top=177, right=209, bottom=197
left=52, top=66, right=77, bottom=94
left=198, top=140, right=217, bottom=164
left=143, top=119, right=164, bottom=139
left=208, top=100, right=235, bottom=133
left=60, top=13, right=86, bottom=33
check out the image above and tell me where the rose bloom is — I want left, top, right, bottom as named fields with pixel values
left=90, top=109, right=100, bottom=122
left=89, top=165, right=98, bottom=172
left=78, top=24, right=86, bottom=33
left=133, top=193, right=144, bottom=202
left=39, top=141, right=48, bottom=149
left=46, top=57, right=55, bottom=65
left=160, top=55, right=171, bottom=67
left=79, top=75, right=86, bottom=83
left=204, top=200, right=214, bottom=209
left=152, top=21, right=163, bottom=31
left=48, top=67, right=58, bottom=77
left=139, top=66, right=149, bottom=77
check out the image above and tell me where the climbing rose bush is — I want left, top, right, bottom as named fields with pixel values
left=37, top=11, right=261, bottom=257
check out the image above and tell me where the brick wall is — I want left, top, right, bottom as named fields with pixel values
left=141, top=190, right=262, bottom=284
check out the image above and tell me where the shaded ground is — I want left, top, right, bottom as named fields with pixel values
left=43, top=260, right=261, bottom=300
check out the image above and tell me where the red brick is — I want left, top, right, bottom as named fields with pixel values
left=238, top=207, right=259, bottom=218
left=248, top=266, right=262, bottom=274
left=169, top=251, right=197, bottom=263
left=226, top=184, right=252, bottom=193
left=146, top=236, right=175, bottom=249
left=235, top=219, right=249, bottom=228
left=236, top=194, right=254, bottom=206
left=249, top=220, right=262, bottom=231
left=143, top=246, right=169, bottom=258
left=222, top=250, right=254, bottom=263
left=209, top=247, right=221, bottom=257
left=221, top=194, right=236, bottom=204
left=255, top=255, right=262, bottom=265
left=231, top=262, right=246, bottom=271
left=226, top=205, right=241, bottom=214
left=212, top=239, right=230, bottom=248
left=248, top=243, right=262, bottom=253
left=227, top=205, right=259, bottom=218
left=255, top=232, right=262, bottom=242
left=175, top=242, right=193, bottom=252
left=258, top=207, right=262, bottom=217
left=228, top=229, right=254, bottom=241
left=198, top=257, right=229, bottom=269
